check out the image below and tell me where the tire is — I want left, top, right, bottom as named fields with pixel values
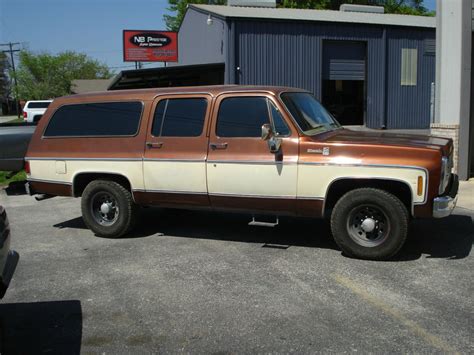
left=81, top=180, right=137, bottom=238
left=330, top=188, right=408, bottom=260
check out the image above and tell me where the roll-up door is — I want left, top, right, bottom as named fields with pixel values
left=323, top=41, right=366, bottom=81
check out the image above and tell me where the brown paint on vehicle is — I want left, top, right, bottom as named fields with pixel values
left=133, top=191, right=210, bottom=208
left=26, top=85, right=451, bottom=218
left=29, top=181, right=72, bottom=197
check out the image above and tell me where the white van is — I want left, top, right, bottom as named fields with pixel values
left=23, top=100, right=53, bottom=123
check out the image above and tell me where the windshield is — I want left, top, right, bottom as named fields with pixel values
left=280, top=92, right=341, bottom=135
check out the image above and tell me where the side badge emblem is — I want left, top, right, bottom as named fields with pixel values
left=307, top=147, right=330, bottom=155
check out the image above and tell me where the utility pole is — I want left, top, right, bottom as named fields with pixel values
left=1, top=42, right=21, bottom=118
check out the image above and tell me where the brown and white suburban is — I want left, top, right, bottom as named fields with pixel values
left=25, top=85, right=458, bottom=260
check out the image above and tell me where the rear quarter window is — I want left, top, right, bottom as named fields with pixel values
left=44, top=101, right=143, bottom=137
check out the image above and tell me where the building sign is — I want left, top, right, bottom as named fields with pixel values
left=123, top=30, right=178, bottom=62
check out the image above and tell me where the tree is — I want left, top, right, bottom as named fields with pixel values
left=164, top=0, right=433, bottom=31
left=280, top=0, right=432, bottom=14
left=14, top=51, right=111, bottom=100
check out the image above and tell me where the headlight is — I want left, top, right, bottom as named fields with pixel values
left=439, top=154, right=453, bottom=195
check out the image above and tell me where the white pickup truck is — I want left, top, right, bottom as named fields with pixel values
left=23, top=100, right=52, bottom=123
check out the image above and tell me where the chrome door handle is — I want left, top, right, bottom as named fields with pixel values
left=146, top=142, right=163, bottom=148
left=210, top=142, right=228, bottom=150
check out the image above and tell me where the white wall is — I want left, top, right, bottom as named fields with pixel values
left=435, top=0, right=472, bottom=179
left=435, top=0, right=471, bottom=126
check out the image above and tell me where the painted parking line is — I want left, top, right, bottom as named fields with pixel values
left=331, top=273, right=459, bottom=354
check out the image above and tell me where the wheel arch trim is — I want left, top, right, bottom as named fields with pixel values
left=323, top=176, right=417, bottom=217
left=71, top=171, right=136, bottom=202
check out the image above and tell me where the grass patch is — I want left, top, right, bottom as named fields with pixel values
left=0, top=170, right=26, bottom=186
left=7, top=117, right=25, bottom=124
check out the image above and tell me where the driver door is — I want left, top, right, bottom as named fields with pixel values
left=206, top=93, right=299, bottom=214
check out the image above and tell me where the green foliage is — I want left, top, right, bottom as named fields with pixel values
left=164, top=0, right=433, bottom=29
left=164, top=0, right=226, bottom=31
left=280, top=0, right=433, bottom=15
left=14, top=51, right=111, bottom=100
left=0, top=170, right=26, bottom=186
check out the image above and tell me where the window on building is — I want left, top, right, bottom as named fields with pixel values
left=401, top=48, right=418, bottom=86
left=216, top=97, right=270, bottom=138
left=44, top=102, right=143, bottom=137
left=151, top=98, right=208, bottom=137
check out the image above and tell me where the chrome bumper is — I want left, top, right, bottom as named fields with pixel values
left=433, top=174, right=459, bottom=218
left=433, top=195, right=458, bottom=218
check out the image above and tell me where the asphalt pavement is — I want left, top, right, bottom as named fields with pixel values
left=0, top=183, right=473, bottom=353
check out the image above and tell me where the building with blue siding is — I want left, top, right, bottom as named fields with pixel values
left=174, top=4, right=436, bottom=129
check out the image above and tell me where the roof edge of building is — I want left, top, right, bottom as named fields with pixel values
left=189, top=4, right=436, bottom=29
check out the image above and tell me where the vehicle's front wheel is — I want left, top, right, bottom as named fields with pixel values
left=81, top=180, right=137, bottom=238
left=330, top=188, right=408, bottom=260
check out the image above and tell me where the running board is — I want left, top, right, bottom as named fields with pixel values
left=248, top=216, right=279, bottom=227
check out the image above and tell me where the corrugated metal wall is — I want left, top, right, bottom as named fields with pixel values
left=231, top=19, right=435, bottom=129
left=385, top=28, right=436, bottom=128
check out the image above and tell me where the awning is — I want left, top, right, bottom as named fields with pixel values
left=108, top=63, right=225, bottom=90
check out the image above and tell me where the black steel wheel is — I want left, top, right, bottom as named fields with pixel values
left=346, top=204, right=390, bottom=248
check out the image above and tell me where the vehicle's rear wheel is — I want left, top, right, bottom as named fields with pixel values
left=81, top=180, right=137, bottom=238
left=330, top=188, right=408, bottom=260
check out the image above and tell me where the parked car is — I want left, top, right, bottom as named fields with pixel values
left=24, top=86, right=458, bottom=260
left=23, top=100, right=52, bottom=123
left=0, top=124, right=36, bottom=172
left=0, top=206, right=19, bottom=299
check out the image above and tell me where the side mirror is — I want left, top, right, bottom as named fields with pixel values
left=261, top=123, right=273, bottom=141
left=261, top=123, right=281, bottom=153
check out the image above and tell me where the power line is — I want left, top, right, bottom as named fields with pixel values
left=0, top=42, right=21, bottom=118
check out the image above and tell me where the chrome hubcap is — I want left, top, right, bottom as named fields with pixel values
left=100, top=202, right=112, bottom=215
left=361, top=218, right=376, bottom=233
left=347, top=205, right=390, bottom=247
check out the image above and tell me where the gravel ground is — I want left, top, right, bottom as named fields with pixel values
left=0, top=183, right=472, bottom=354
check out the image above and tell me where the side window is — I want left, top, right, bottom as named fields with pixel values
left=269, top=102, right=290, bottom=136
left=152, top=98, right=207, bottom=137
left=401, top=48, right=418, bottom=86
left=44, top=102, right=142, bottom=137
left=216, top=97, right=269, bottom=138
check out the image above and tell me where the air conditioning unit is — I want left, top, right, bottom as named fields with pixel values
left=228, top=0, right=276, bottom=8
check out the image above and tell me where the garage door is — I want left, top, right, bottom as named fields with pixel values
left=323, top=41, right=366, bottom=81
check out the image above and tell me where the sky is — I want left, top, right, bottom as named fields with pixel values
left=0, top=0, right=172, bottom=73
left=0, top=0, right=436, bottom=74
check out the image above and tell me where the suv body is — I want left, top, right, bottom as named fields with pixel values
left=24, top=86, right=458, bottom=260
left=23, top=100, right=53, bottom=123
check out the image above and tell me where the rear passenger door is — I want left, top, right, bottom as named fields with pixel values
left=143, top=94, right=212, bottom=207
